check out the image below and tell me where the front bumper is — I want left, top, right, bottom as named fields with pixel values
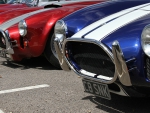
left=54, top=38, right=132, bottom=86
left=0, top=30, right=14, bottom=60
left=54, top=38, right=134, bottom=97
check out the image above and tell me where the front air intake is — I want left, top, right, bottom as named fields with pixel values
left=66, top=41, right=115, bottom=78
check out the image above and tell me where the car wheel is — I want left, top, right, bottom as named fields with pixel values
left=44, top=33, right=61, bottom=69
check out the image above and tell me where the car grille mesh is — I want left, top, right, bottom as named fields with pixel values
left=66, top=42, right=115, bottom=78
left=146, top=57, right=150, bottom=79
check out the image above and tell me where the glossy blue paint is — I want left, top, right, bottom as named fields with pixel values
left=63, top=0, right=150, bottom=38
left=102, top=14, right=150, bottom=86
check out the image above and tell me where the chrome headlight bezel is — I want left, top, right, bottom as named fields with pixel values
left=54, top=20, right=67, bottom=44
left=18, top=20, right=27, bottom=37
left=141, top=25, right=150, bottom=57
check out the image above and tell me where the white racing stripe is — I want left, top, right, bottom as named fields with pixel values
left=0, top=0, right=100, bottom=31
left=0, top=110, right=4, bottom=113
left=41, top=0, right=92, bottom=6
left=71, top=3, right=150, bottom=39
left=0, top=84, right=49, bottom=94
left=85, top=9, right=150, bottom=41
left=39, top=1, right=91, bottom=6
left=0, top=8, right=52, bottom=31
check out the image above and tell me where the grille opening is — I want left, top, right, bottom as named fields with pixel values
left=108, top=83, right=120, bottom=92
left=145, top=56, right=150, bottom=80
left=20, top=37, right=24, bottom=48
left=66, top=41, right=115, bottom=78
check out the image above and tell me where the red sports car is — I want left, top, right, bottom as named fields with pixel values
left=0, top=0, right=105, bottom=68
left=0, top=0, right=71, bottom=14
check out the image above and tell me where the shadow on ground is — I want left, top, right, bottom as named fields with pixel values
left=0, top=56, right=61, bottom=70
left=83, top=94, right=150, bottom=113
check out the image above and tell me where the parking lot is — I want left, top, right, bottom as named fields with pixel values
left=0, top=57, right=149, bottom=113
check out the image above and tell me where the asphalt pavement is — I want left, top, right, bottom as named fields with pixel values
left=0, top=57, right=149, bottom=113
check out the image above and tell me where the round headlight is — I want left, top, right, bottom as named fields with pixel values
left=18, top=20, right=27, bottom=37
left=141, top=25, right=150, bottom=57
left=54, top=20, right=67, bottom=43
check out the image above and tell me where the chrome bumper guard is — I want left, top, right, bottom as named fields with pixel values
left=112, top=41, right=132, bottom=86
left=0, top=30, right=14, bottom=60
left=54, top=38, right=132, bottom=86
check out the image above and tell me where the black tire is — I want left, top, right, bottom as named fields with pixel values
left=44, top=32, right=61, bottom=69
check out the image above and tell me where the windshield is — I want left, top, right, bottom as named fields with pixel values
left=7, top=0, right=17, bottom=3
left=0, top=0, right=5, bottom=4
left=6, top=0, right=77, bottom=6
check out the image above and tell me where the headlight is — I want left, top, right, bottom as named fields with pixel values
left=54, top=20, right=67, bottom=43
left=18, top=20, right=27, bottom=37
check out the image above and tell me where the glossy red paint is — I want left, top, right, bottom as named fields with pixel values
left=0, top=1, right=104, bottom=25
left=0, top=7, right=43, bottom=24
left=6, top=1, right=105, bottom=61
left=0, top=4, right=30, bottom=14
left=62, top=1, right=105, bottom=6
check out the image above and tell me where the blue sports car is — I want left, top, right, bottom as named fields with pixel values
left=54, top=0, right=150, bottom=100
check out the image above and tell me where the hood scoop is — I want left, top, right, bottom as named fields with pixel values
left=44, top=4, right=62, bottom=8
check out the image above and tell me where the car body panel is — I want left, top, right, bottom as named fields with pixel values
left=62, top=1, right=150, bottom=37
left=1, top=1, right=104, bottom=61
left=68, top=4, right=150, bottom=86
left=0, top=0, right=101, bottom=25
left=55, top=0, right=150, bottom=97
left=0, top=7, right=43, bottom=24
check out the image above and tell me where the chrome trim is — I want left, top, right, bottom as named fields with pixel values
left=126, top=57, right=136, bottom=63
left=109, top=83, right=129, bottom=96
left=54, top=37, right=70, bottom=71
left=53, top=20, right=67, bottom=59
left=55, top=37, right=132, bottom=86
left=0, top=30, right=14, bottom=54
left=61, top=38, right=118, bottom=84
left=141, top=24, right=150, bottom=57
left=128, top=67, right=137, bottom=72
left=112, top=41, right=132, bottom=86
left=18, top=20, right=27, bottom=37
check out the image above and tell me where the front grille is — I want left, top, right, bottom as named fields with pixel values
left=146, top=57, right=150, bottom=79
left=66, top=41, right=115, bottom=78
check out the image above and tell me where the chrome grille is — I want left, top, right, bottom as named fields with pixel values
left=66, top=41, right=115, bottom=78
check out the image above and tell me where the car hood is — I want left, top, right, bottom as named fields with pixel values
left=39, top=0, right=103, bottom=7
left=62, top=0, right=150, bottom=38
left=0, top=0, right=101, bottom=31
left=0, top=7, right=42, bottom=24
left=0, top=8, right=53, bottom=30
left=67, top=1, right=150, bottom=63
left=72, top=3, right=150, bottom=40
